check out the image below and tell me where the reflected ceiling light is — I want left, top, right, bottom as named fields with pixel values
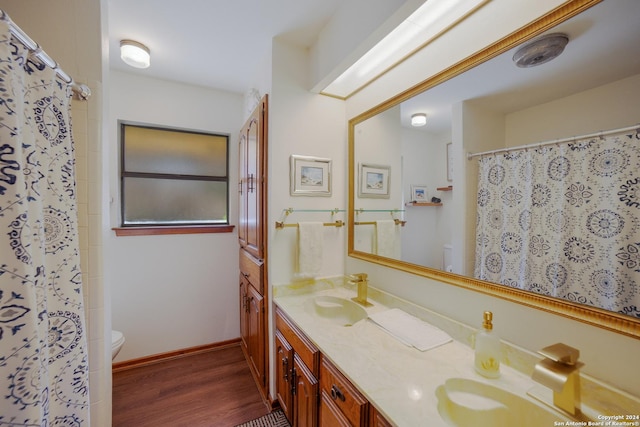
left=322, top=0, right=488, bottom=98
left=120, top=40, right=151, bottom=69
left=411, top=113, right=427, bottom=127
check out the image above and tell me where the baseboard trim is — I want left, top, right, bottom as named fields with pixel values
left=112, top=338, right=241, bottom=373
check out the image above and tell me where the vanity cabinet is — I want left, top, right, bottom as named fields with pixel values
left=275, top=306, right=319, bottom=427
left=275, top=305, right=392, bottom=427
left=238, top=95, right=269, bottom=401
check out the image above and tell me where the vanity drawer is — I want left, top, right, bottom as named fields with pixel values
left=275, top=307, right=319, bottom=376
left=320, top=355, right=368, bottom=426
left=239, top=249, right=263, bottom=294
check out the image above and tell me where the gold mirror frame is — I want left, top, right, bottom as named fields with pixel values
left=348, top=0, right=640, bottom=340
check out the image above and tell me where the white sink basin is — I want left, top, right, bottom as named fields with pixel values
left=436, top=378, right=571, bottom=426
left=304, top=295, right=368, bottom=327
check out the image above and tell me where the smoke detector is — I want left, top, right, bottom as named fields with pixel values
left=513, top=33, right=569, bottom=68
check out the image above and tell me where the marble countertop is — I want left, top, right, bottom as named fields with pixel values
left=273, top=281, right=563, bottom=426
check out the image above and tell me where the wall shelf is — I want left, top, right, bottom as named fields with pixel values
left=405, top=202, right=443, bottom=207
left=437, top=186, right=453, bottom=191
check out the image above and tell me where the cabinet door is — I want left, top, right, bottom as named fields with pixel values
left=237, top=96, right=267, bottom=260
left=275, top=331, right=294, bottom=422
left=319, top=391, right=351, bottom=427
left=247, top=284, right=265, bottom=388
left=245, top=112, right=260, bottom=257
left=369, top=407, right=393, bottom=427
left=293, top=354, right=318, bottom=427
left=237, top=131, right=247, bottom=247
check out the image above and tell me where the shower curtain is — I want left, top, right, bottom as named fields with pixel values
left=475, top=131, right=640, bottom=317
left=0, top=20, right=90, bottom=425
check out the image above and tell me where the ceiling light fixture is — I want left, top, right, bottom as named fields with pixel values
left=512, top=33, right=569, bottom=68
left=120, top=40, right=151, bottom=69
left=322, top=0, right=488, bottom=97
left=411, top=113, right=427, bottom=127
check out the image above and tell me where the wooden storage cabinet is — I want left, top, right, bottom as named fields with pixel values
left=275, top=306, right=319, bottom=427
left=238, top=95, right=268, bottom=400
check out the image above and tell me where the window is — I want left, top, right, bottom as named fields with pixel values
left=119, top=122, right=229, bottom=229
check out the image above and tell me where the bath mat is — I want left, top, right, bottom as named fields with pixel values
left=234, top=409, right=290, bottom=427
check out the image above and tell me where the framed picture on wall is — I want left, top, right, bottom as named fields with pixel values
left=410, top=184, right=429, bottom=202
left=358, top=163, right=390, bottom=198
left=290, top=155, right=332, bottom=196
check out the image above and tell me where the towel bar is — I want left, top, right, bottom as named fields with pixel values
left=275, top=220, right=344, bottom=229
left=354, top=219, right=406, bottom=227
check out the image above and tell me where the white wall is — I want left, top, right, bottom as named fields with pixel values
left=505, top=73, right=640, bottom=146
left=401, top=128, right=452, bottom=268
left=107, top=71, right=244, bottom=361
left=267, top=38, right=347, bottom=400
left=268, top=40, right=347, bottom=286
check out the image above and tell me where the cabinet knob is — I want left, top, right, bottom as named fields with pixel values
left=330, top=384, right=346, bottom=402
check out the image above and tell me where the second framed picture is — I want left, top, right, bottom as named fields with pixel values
left=290, top=155, right=332, bottom=196
left=358, top=163, right=390, bottom=198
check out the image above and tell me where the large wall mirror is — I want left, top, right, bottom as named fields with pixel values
left=348, top=0, right=640, bottom=338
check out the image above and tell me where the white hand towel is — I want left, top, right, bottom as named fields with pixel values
left=375, top=220, right=396, bottom=257
left=296, top=222, right=324, bottom=278
left=368, top=308, right=452, bottom=351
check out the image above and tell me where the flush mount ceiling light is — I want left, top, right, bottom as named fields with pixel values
left=512, top=33, right=569, bottom=68
left=411, top=113, right=427, bottom=127
left=322, top=0, right=489, bottom=97
left=120, top=40, right=151, bottom=69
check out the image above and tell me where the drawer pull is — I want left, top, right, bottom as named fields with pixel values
left=282, top=356, right=289, bottom=381
left=330, top=384, right=346, bottom=402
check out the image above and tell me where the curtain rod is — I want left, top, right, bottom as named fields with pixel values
left=0, top=10, right=91, bottom=100
left=467, top=124, right=640, bottom=160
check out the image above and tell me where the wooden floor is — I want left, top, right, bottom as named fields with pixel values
left=112, top=344, right=270, bottom=427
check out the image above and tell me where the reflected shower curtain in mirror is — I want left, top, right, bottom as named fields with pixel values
left=474, top=131, right=640, bottom=317
left=0, top=21, right=90, bottom=424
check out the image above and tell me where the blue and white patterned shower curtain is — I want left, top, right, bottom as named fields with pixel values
left=0, top=20, right=90, bottom=425
left=475, top=131, right=640, bottom=317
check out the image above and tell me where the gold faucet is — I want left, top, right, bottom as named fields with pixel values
left=531, top=343, right=584, bottom=416
left=348, top=273, right=373, bottom=307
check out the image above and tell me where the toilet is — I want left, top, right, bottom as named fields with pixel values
left=111, top=330, right=125, bottom=360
